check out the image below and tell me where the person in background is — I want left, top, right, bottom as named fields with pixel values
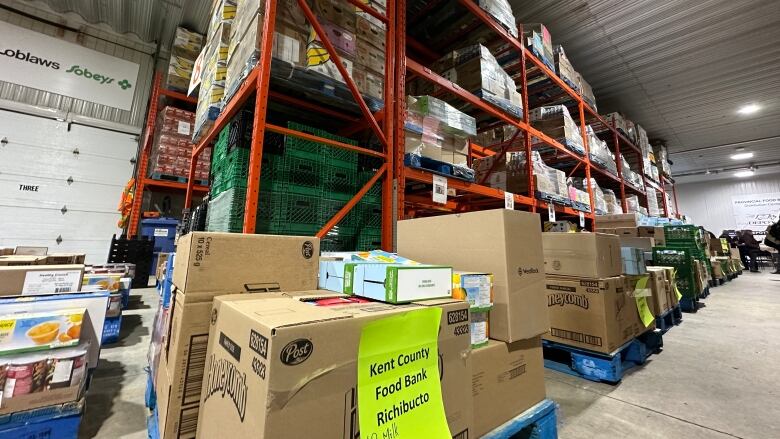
left=736, top=230, right=762, bottom=273
left=764, top=216, right=780, bottom=274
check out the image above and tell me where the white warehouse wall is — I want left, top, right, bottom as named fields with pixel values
left=676, top=173, right=780, bottom=234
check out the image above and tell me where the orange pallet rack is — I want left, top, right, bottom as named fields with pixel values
left=394, top=0, right=680, bottom=224
left=183, top=0, right=396, bottom=250
left=127, top=72, right=208, bottom=238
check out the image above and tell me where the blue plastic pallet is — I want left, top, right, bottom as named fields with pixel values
left=482, top=399, right=558, bottom=439
left=543, top=330, right=664, bottom=384
left=404, top=154, right=476, bottom=182
left=0, top=413, right=82, bottom=439
left=102, top=314, right=123, bottom=344
left=655, top=305, right=683, bottom=334
left=147, top=406, right=160, bottom=439
left=679, top=296, right=699, bottom=313
left=0, top=400, right=83, bottom=430
left=145, top=367, right=157, bottom=410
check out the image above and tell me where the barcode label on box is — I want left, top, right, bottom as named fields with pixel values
left=432, top=175, right=447, bottom=204
left=178, top=405, right=200, bottom=437
left=182, top=334, right=209, bottom=405
left=551, top=327, right=603, bottom=347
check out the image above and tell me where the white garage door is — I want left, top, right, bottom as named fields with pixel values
left=0, top=110, right=138, bottom=263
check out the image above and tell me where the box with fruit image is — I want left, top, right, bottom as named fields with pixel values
left=0, top=292, right=107, bottom=372
left=0, top=309, right=85, bottom=355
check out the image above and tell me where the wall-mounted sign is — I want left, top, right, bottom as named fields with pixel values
left=0, top=21, right=140, bottom=110
left=731, top=193, right=780, bottom=235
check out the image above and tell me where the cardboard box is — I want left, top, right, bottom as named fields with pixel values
left=544, top=275, right=648, bottom=353
left=173, top=233, right=319, bottom=295
left=398, top=209, right=549, bottom=342
left=45, top=253, right=86, bottom=265
left=0, top=265, right=85, bottom=296
left=615, top=227, right=638, bottom=237
left=343, top=263, right=453, bottom=303
left=0, top=255, right=48, bottom=266
left=645, top=267, right=671, bottom=315
left=619, top=237, right=655, bottom=251
left=156, top=290, right=272, bottom=439
left=0, top=344, right=88, bottom=415
left=638, top=226, right=666, bottom=246
left=595, top=228, right=616, bottom=235
left=542, top=233, right=622, bottom=278
left=471, top=338, right=546, bottom=437
left=595, top=213, right=641, bottom=228
left=196, top=293, right=473, bottom=438
left=621, top=247, right=647, bottom=275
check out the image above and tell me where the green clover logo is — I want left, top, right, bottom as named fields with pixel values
left=118, top=79, right=132, bottom=90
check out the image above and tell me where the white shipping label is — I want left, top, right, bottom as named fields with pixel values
left=22, top=270, right=82, bottom=295
left=579, top=211, right=586, bottom=228
left=154, top=228, right=169, bottom=237
left=548, top=203, right=556, bottom=222
left=177, top=121, right=191, bottom=135
left=504, top=191, right=514, bottom=210
left=432, top=175, right=447, bottom=204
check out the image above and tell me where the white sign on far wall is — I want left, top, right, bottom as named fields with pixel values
left=0, top=21, right=140, bottom=110
left=731, top=193, right=780, bottom=236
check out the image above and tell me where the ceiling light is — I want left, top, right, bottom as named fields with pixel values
left=737, top=104, right=760, bottom=115
left=734, top=170, right=754, bottom=178
left=730, top=152, right=754, bottom=160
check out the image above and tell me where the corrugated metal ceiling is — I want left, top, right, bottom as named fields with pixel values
left=509, top=0, right=780, bottom=176
left=25, top=0, right=780, bottom=176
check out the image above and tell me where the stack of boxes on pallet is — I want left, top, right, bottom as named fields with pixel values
left=196, top=0, right=388, bottom=143
left=541, top=233, right=656, bottom=355
left=166, top=27, right=204, bottom=93
left=148, top=107, right=210, bottom=182
left=0, top=251, right=117, bottom=436
left=151, top=209, right=554, bottom=438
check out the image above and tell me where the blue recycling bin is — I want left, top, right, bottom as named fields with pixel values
left=140, top=217, right=179, bottom=273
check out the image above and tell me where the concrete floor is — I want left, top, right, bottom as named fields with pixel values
left=80, top=272, right=780, bottom=438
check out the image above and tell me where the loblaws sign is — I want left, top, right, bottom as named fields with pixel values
left=0, top=21, right=140, bottom=110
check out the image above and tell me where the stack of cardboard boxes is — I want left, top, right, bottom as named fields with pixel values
left=167, top=27, right=205, bottom=93
left=542, top=233, right=655, bottom=354
left=530, top=105, right=585, bottom=155
left=398, top=209, right=549, bottom=437
left=474, top=150, right=568, bottom=202
left=0, top=250, right=109, bottom=437
left=404, top=95, right=476, bottom=168
left=153, top=233, right=320, bottom=438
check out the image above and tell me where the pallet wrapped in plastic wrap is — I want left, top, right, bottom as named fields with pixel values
left=626, top=194, right=641, bottom=214
left=529, top=105, right=584, bottom=155
left=479, top=0, right=518, bottom=37
left=474, top=150, right=563, bottom=197
left=654, top=144, right=672, bottom=177
left=148, top=107, right=210, bottom=180
left=576, top=72, right=597, bottom=110
left=554, top=45, right=578, bottom=91
left=621, top=156, right=643, bottom=188
left=474, top=123, right=523, bottom=153
left=522, top=23, right=554, bottom=68
left=405, top=95, right=475, bottom=168
left=646, top=187, right=662, bottom=217
left=167, top=27, right=204, bottom=92
left=586, top=125, right=617, bottom=175
left=603, top=189, right=623, bottom=214
left=416, top=44, right=523, bottom=118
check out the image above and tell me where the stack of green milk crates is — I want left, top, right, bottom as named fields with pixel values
left=652, top=247, right=698, bottom=300
left=664, top=224, right=713, bottom=274
left=206, top=119, right=250, bottom=233
left=254, top=121, right=383, bottom=251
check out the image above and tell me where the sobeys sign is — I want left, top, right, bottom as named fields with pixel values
left=0, top=21, right=140, bottom=110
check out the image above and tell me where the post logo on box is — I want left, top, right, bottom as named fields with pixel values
left=280, top=339, right=313, bottom=366
left=301, top=241, right=315, bottom=259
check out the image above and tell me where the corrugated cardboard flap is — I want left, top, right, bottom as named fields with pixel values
left=229, top=295, right=351, bottom=330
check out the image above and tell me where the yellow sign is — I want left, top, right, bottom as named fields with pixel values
left=633, top=276, right=655, bottom=327
left=357, top=307, right=450, bottom=439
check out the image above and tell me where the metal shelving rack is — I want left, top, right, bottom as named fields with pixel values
left=394, top=0, right=680, bottom=226
left=182, top=0, right=396, bottom=249
left=128, top=72, right=208, bottom=238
